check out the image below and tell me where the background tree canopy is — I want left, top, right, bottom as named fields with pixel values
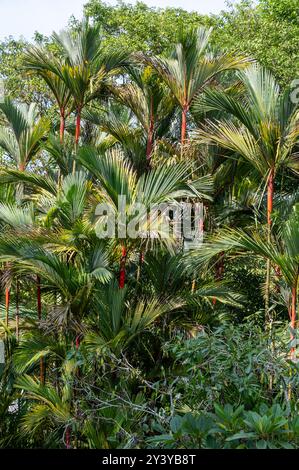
left=1, top=0, right=299, bottom=105
left=1, top=0, right=299, bottom=451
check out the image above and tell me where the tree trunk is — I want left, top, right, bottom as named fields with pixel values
left=37, top=275, right=42, bottom=322
left=265, top=168, right=274, bottom=326
left=66, top=426, right=71, bottom=449
left=5, top=287, right=10, bottom=327
left=192, top=203, right=205, bottom=293
left=290, top=286, right=296, bottom=358
left=75, top=110, right=81, bottom=146
left=290, top=281, right=297, bottom=358
left=15, top=279, right=19, bottom=342
left=59, top=110, right=65, bottom=144
left=181, top=105, right=188, bottom=145
left=73, top=109, right=81, bottom=175
left=17, top=163, right=25, bottom=203
left=119, top=245, right=127, bottom=289
left=136, top=250, right=144, bottom=282
left=36, top=275, right=45, bottom=384
left=146, top=97, right=154, bottom=165
left=213, top=252, right=225, bottom=305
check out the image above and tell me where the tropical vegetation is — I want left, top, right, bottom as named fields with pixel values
left=0, top=0, right=299, bottom=449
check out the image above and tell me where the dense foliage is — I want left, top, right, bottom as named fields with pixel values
left=0, top=0, right=299, bottom=449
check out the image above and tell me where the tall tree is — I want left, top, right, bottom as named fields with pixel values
left=23, top=50, right=72, bottom=144
left=52, top=20, right=129, bottom=153
left=141, top=27, right=249, bottom=144
left=191, top=203, right=299, bottom=356
left=196, top=64, right=299, bottom=323
left=111, top=65, right=176, bottom=164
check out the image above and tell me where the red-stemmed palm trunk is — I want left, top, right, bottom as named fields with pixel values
left=66, top=426, right=71, bottom=449
left=5, top=286, right=10, bottom=327
left=265, top=168, right=275, bottom=325
left=212, top=251, right=224, bottom=306
left=146, top=97, right=154, bottom=165
left=15, top=279, right=20, bottom=342
left=119, top=245, right=127, bottom=289
left=59, top=108, right=65, bottom=144
left=290, top=285, right=297, bottom=358
left=267, top=168, right=274, bottom=227
left=181, top=104, right=188, bottom=145
left=75, top=109, right=81, bottom=146
left=36, top=275, right=45, bottom=383
left=73, top=108, right=82, bottom=175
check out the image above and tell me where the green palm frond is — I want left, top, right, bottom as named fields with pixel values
left=15, top=375, right=71, bottom=424
left=141, top=27, right=249, bottom=110
left=0, top=203, right=35, bottom=228
left=195, top=64, right=299, bottom=178
left=0, top=169, right=57, bottom=195
left=0, top=99, right=49, bottom=169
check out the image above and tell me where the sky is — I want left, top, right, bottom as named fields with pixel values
left=0, top=0, right=238, bottom=40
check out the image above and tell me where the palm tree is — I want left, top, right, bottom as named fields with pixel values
left=83, top=102, right=148, bottom=174
left=52, top=20, right=129, bottom=150
left=23, top=20, right=129, bottom=172
left=195, top=64, right=299, bottom=322
left=0, top=98, right=49, bottom=172
left=15, top=372, right=72, bottom=447
left=78, top=146, right=211, bottom=288
left=191, top=204, right=299, bottom=355
left=141, top=27, right=249, bottom=144
left=23, top=49, right=72, bottom=143
left=85, top=280, right=182, bottom=354
left=0, top=99, right=49, bottom=336
left=0, top=203, right=42, bottom=350
left=0, top=233, right=112, bottom=335
left=110, top=65, right=176, bottom=164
